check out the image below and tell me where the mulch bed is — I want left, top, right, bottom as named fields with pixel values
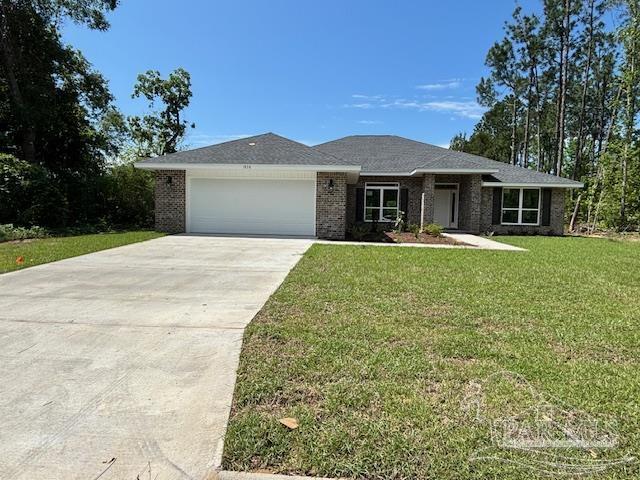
left=346, top=231, right=466, bottom=246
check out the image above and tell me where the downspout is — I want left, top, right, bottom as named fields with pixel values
left=420, top=192, right=425, bottom=231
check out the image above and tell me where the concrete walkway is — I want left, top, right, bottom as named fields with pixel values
left=0, top=235, right=312, bottom=480
left=442, top=233, right=526, bottom=250
left=316, top=233, right=525, bottom=251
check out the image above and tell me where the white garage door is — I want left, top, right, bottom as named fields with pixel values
left=188, top=177, right=316, bottom=236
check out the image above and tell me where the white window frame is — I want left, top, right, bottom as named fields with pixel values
left=364, top=182, right=400, bottom=222
left=501, top=187, right=541, bottom=225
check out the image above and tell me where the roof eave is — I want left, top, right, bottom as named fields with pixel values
left=360, top=168, right=500, bottom=176
left=134, top=162, right=361, bottom=173
left=413, top=168, right=499, bottom=175
left=482, top=181, right=584, bottom=188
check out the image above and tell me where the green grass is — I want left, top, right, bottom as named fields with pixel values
left=0, top=230, right=164, bottom=273
left=223, top=237, right=640, bottom=479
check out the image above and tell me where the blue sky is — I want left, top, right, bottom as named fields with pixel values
left=62, top=0, right=539, bottom=148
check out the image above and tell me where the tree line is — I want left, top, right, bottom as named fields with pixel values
left=451, top=0, right=640, bottom=232
left=0, top=0, right=193, bottom=230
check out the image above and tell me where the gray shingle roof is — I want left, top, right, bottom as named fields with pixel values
left=314, top=135, right=582, bottom=186
left=136, top=132, right=351, bottom=167
left=314, top=135, right=491, bottom=172
left=137, top=132, right=582, bottom=187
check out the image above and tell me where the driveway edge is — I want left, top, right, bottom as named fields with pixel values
left=217, top=470, right=343, bottom=480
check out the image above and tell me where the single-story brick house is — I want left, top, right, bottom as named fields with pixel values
left=135, top=133, right=583, bottom=239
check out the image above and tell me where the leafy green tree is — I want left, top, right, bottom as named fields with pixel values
left=611, top=0, right=640, bottom=227
left=451, top=102, right=513, bottom=162
left=99, top=162, right=155, bottom=227
left=0, top=0, right=148, bottom=229
left=509, top=9, right=542, bottom=168
left=128, top=68, right=195, bottom=157
left=0, top=153, right=69, bottom=226
left=0, top=0, right=118, bottom=164
left=478, top=35, right=526, bottom=165
left=452, top=0, right=639, bottom=231
left=449, top=133, right=468, bottom=152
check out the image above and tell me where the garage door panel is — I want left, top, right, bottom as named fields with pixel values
left=189, top=178, right=315, bottom=236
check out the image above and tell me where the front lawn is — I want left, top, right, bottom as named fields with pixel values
left=0, top=230, right=164, bottom=273
left=223, top=237, right=640, bottom=479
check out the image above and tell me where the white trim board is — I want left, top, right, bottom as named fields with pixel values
left=135, top=162, right=360, bottom=173
left=137, top=163, right=497, bottom=176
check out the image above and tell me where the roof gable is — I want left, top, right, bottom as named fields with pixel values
left=136, top=132, right=349, bottom=167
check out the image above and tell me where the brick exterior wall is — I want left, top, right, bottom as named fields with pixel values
left=316, top=172, right=347, bottom=239
left=346, top=176, right=425, bottom=227
left=151, top=169, right=564, bottom=238
left=421, top=174, right=435, bottom=225
left=155, top=170, right=185, bottom=233
left=345, top=174, right=482, bottom=232
left=433, top=174, right=482, bottom=233
left=479, top=187, right=565, bottom=235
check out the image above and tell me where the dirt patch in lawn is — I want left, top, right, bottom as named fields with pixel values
left=3, top=238, right=37, bottom=245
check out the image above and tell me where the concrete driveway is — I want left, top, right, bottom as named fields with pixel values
left=0, top=235, right=312, bottom=480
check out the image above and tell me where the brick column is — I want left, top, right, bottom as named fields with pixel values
left=316, top=172, right=347, bottom=239
left=467, top=174, right=482, bottom=233
left=155, top=170, right=185, bottom=233
left=550, top=189, right=565, bottom=235
left=421, top=174, right=435, bottom=226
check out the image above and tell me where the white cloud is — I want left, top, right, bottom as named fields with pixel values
left=343, top=102, right=374, bottom=109
left=343, top=92, right=484, bottom=119
left=351, top=94, right=385, bottom=100
left=416, top=79, right=462, bottom=90
left=344, top=94, right=389, bottom=108
left=436, top=143, right=450, bottom=149
left=357, top=120, right=382, bottom=125
left=420, top=100, right=484, bottom=119
left=383, top=99, right=485, bottom=119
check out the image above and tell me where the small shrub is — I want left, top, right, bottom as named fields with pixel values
left=350, top=223, right=369, bottom=241
left=376, top=222, right=393, bottom=233
left=0, top=224, right=49, bottom=242
left=393, top=211, right=406, bottom=233
left=423, top=223, right=443, bottom=236
left=407, top=223, right=421, bottom=238
left=100, top=162, right=154, bottom=228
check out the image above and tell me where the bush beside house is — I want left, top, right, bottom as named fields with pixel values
left=0, top=154, right=154, bottom=238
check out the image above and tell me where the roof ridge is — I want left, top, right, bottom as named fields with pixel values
left=315, top=134, right=444, bottom=149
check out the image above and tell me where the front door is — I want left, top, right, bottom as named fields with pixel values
left=433, top=185, right=458, bottom=228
